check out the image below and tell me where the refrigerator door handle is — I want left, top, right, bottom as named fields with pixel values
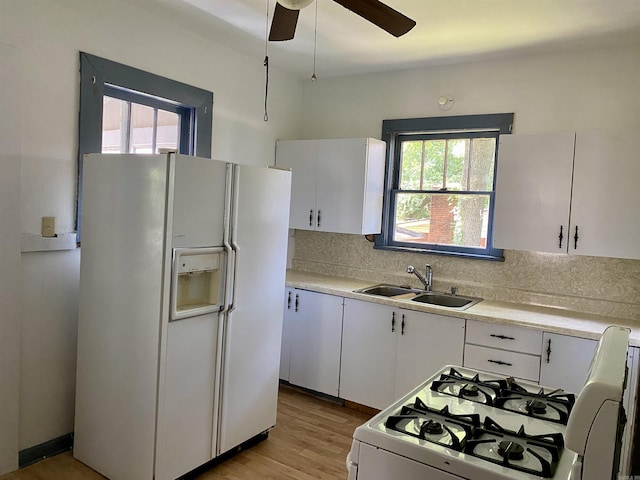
left=222, top=163, right=235, bottom=314
left=227, top=164, right=241, bottom=314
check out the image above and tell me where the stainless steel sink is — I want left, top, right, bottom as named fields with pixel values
left=354, top=284, right=423, bottom=297
left=410, top=292, right=482, bottom=310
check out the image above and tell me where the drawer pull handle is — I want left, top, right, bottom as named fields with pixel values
left=294, top=294, right=299, bottom=312
left=401, top=314, right=405, bottom=336
left=287, top=291, right=291, bottom=310
left=488, top=359, right=512, bottom=367
left=490, top=334, right=515, bottom=340
left=391, top=312, right=396, bottom=333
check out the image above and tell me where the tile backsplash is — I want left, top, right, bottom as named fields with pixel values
left=290, top=230, right=640, bottom=322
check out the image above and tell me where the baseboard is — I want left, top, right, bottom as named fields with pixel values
left=18, top=433, right=73, bottom=468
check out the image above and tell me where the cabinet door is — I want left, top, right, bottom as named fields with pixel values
left=571, top=130, right=640, bottom=260
left=341, top=299, right=398, bottom=409
left=316, top=138, right=380, bottom=234
left=539, top=332, right=597, bottom=394
left=394, top=310, right=465, bottom=398
left=275, top=140, right=318, bottom=231
left=289, top=290, right=343, bottom=396
left=279, top=288, right=295, bottom=381
left=494, top=133, right=575, bottom=253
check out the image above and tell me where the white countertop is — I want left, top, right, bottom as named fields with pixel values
left=286, top=270, right=640, bottom=347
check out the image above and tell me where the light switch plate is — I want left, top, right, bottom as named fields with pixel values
left=42, top=216, right=56, bottom=237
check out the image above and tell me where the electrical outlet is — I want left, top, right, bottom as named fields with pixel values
left=42, top=216, right=56, bottom=237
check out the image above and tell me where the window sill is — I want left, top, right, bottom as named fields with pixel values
left=372, top=243, right=505, bottom=262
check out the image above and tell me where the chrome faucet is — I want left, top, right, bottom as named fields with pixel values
left=407, top=264, right=433, bottom=292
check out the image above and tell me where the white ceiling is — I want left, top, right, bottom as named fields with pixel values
left=142, top=0, right=640, bottom=79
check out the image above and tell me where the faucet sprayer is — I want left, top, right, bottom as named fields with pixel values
left=407, top=264, right=433, bottom=292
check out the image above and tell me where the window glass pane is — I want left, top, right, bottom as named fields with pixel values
left=393, top=193, right=490, bottom=248
left=130, top=103, right=155, bottom=153
left=469, top=137, right=497, bottom=191
left=445, top=139, right=467, bottom=190
left=399, top=141, right=423, bottom=190
left=101, top=96, right=126, bottom=153
left=156, top=109, right=179, bottom=153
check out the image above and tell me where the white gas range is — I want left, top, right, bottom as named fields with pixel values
left=347, top=325, right=631, bottom=480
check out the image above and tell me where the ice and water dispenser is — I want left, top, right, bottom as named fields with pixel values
left=171, top=247, right=225, bottom=321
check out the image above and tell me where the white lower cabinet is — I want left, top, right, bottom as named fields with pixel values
left=279, top=288, right=294, bottom=382
left=539, top=332, right=597, bottom=393
left=393, top=309, right=465, bottom=398
left=340, top=300, right=398, bottom=409
left=285, top=289, right=344, bottom=396
left=340, top=299, right=465, bottom=410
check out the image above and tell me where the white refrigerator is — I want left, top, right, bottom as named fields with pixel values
left=74, top=153, right=291, bottom=480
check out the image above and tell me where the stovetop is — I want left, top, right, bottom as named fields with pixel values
left=353, top=366, right=578, bottom=480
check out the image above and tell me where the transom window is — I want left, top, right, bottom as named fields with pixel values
left=377, top=114, right=513, bottom=260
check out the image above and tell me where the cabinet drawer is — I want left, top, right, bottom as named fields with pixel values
left=466, top=320, right=542, bottom=355
left=464, top=344, right=541, bottom=381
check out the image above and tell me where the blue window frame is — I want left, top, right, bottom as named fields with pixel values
left=376, top=113, right=513, bottom=260
left=76, top=52, right=213, bottom=239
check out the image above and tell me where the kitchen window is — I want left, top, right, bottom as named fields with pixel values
left=376, top=113, right=513, bottom=260
left=76, top=52, right=213, bottom=239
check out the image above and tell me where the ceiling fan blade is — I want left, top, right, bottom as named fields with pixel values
left=332, top=0, right=416, bottom=37
left=269, top=2, right=300, bottom=41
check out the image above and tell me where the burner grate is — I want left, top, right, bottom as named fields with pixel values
left=429, top=369, right=575, bottom=425
left=384, top=397, right=478, bottom=450
left=464, top=417, right=563, bottom=478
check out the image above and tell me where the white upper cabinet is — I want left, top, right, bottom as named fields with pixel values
left=275, top=138, right=386, bottom=235
left=493, top=132, right=575, bottom=254
left=494, top=130, right=640, bottom=259
left=571, top=131, right=640, bottom=259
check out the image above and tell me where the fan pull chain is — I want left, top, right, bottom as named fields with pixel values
left=264, top=0, right=270, bottom=121
left=311, top=0, right=318, bottom=81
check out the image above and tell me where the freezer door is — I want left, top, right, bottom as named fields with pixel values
left=172, top=155, right=227, bottom=248
left=75, top=154, right=169, bottom=480
left=217, top=165, right=292, bottom=455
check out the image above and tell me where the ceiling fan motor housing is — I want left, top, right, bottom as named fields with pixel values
left=278, top=0, right=314, bottom=10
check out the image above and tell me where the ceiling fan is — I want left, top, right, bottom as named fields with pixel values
left=268, top=0, right=416, bottom=41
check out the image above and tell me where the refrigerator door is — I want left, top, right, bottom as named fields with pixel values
left=75, top=154, right=169, bottom=480
left=154, top=313, right=219, bottom=480
left=217, top=165, right=292, bottom=455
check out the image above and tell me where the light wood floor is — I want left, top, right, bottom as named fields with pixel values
left=0, top=386, right=372, bottom=480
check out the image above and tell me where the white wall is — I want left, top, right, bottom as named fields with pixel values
left=0, top=41, right=23, bottom=474
left=0, top=0, right=302, bottom=468
left=300, top=42, right=640, bottom=138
